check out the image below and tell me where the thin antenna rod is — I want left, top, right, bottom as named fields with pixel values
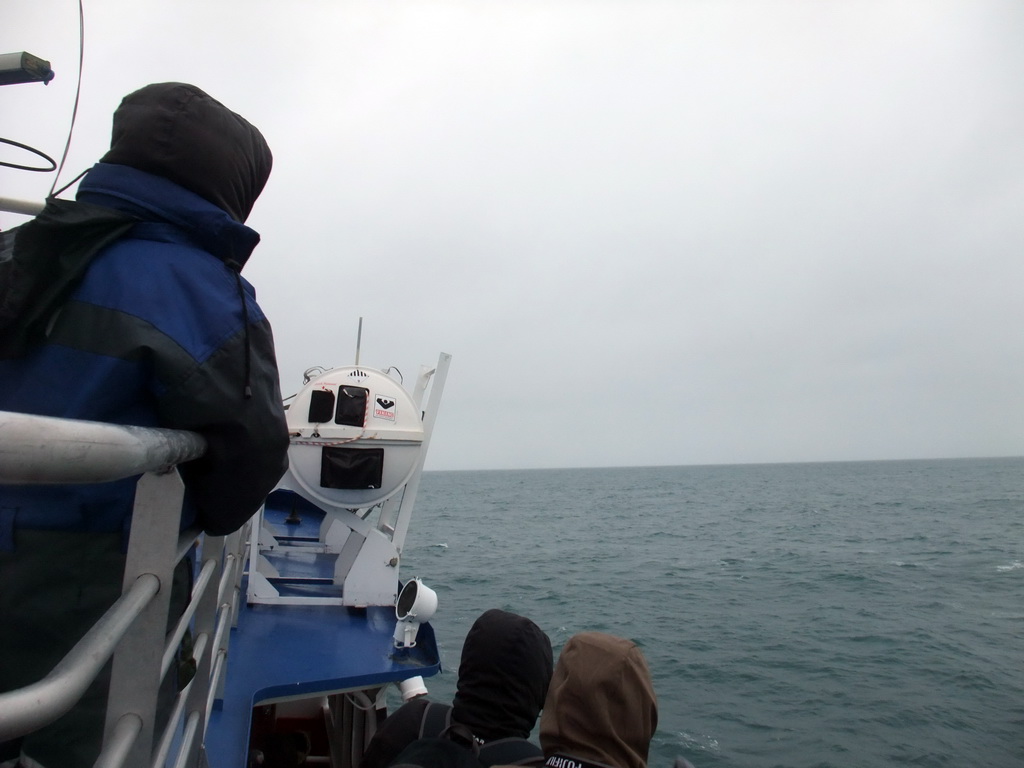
left=355, top=317, right=363, bottom=365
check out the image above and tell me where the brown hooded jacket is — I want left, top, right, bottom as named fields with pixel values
left=539, top=633, right=658, bottom=768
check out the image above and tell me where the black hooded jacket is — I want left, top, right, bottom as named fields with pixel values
left=360, top=610, right=554, bottom=768
left=100, top=81, right=273, bottom=224
left=0, top=82, right=288, bottom=539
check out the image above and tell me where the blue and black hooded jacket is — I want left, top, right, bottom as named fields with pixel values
left=0, top=82, right=289, bottom=546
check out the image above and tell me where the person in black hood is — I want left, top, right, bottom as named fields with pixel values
left=0, top=82, right=288, bottom=768
left=100, top=81, right=272, bottom=224
left=360, top=609, right=554, bottom=768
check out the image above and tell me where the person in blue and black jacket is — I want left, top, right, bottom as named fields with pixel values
left=0, top=82, right=289, bottom=768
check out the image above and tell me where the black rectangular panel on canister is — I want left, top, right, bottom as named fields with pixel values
left=320, top=447, right=384, bottom=489
left=308, top=389, right=336, bottom=423
left=335, top=386, right=368, bottom=426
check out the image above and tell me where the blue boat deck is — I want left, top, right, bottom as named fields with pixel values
left=204, top=492, right=440, bottom=766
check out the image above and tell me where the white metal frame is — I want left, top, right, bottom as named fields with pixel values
left=247, top=353, right=452, bottom=608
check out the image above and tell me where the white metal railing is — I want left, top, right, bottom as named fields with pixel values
left=0, top=409, right=246, bottom=768
left=0, top=572, right=160, bottom=738
left=0, top=196, right=45, bottom=217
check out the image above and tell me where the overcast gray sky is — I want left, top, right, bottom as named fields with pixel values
left=4, top=1, right=1023, bottom=470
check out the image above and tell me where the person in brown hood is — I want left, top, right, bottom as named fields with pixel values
left=539, top=633, right=658, bottom=768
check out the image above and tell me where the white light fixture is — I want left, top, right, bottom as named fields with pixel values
left=0, top=52, right=55, bottom=86
left=393, top=578, right=437, bottom=648
left=398, top=676, right=428, bottom=701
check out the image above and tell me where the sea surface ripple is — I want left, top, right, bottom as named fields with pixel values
left=400, top=458, right=1024, bottom=768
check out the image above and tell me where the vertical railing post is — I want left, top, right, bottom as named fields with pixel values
left=181, top=532, right=225, bottom=766
left=103, top=470, right=187, bottom=766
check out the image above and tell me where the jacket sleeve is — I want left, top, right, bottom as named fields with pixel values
left=359, top=699, right=432, bottom=768
left=158, top=311, right=290, bottom=536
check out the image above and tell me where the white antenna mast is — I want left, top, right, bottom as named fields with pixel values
left=354, top=316, right=363, bottom=365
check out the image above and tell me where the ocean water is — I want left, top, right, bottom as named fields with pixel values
left=398, top=458, right=1024, bottom=768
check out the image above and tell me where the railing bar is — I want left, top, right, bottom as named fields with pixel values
left=93, top=713, right=142, bottom=768
left=202, top=601, right=233, bottom=731
left=230, top=582, right=242, bottom=629
left=176, top=528, right=202, bottom=562
left=150, top=632, right=210, bottom=768
left=216, top=552, right=239, bottom=607
left=210, top=603, right=232, bottom=668
left=0, top=196, right=44, bottom=216
left=160, top=557, right=218, bottom=678
left=0, top=573, right=160, bottom=741
left=228, top=526, right=248, bottom=627
left=205, top=649, right=228, bottom=733
left=150, top=691, right=187, bottom=768
left=171, top=711, right=201, bottom=768
left=0, top=411, right=205, bottom=484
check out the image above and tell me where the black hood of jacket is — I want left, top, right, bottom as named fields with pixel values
left=452, top=609, right=554, bottom=741
left=100, top=82, right=272, bottom=223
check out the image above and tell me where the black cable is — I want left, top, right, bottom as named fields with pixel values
left=232, top=270, right=254, bottom=399
left=0, top=137, right=56, bottom=172
left=48, top=0, right=86, bottom=198
left=50, top=167, right=89, bottom=199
